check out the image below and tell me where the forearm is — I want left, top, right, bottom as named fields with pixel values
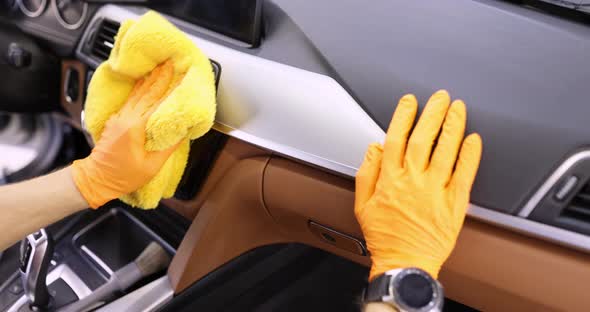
left=0, top=167, right=88, bottom=250
left=364, top=303, right=397, bottom=312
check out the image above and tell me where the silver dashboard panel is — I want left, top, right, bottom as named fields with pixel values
left=76, top=6, right=590, bottom=257
left=76, top=5, right=385, bottom=178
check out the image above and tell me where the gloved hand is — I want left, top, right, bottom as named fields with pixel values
left=72, top=61, right=181, bottom=208
left=355, top=90, right=482, bottom=281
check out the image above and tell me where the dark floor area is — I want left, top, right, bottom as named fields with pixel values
left=159, top=243, right=478, bottom=312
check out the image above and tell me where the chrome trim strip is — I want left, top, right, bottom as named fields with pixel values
left=76, top=5, right=385, bottom=178
left=518, top=150, right=590, bottom=217
left=96, top=275, right=173, bottom=312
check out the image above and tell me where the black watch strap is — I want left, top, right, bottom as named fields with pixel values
left=364, top=273, right=391, bottom=302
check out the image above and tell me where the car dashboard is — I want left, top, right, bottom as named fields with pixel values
left=2, top=0, right=590, bottom=311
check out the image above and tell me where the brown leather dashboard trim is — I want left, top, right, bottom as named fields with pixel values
left=442, top=218, right=590, bottom=311
left=262, top=157, right=370, bottom=265
left=168, top=139, right=590, bottom=311
left=163, top=138, right=269, bottom=220
left=167, top=156, right=287, bottom=292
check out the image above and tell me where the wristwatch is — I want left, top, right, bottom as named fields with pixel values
left=364, top=267, right=444, bottom=312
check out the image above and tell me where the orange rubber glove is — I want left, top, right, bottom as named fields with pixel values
left=355, top=90, right=482, bottom=281
left=72, top=61, right=181, bottom=208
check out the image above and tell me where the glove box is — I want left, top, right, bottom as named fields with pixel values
left=262, top=157, right=368, bottom=258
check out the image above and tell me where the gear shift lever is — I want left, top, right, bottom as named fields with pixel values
left=20, top=229, right=54, bottom=309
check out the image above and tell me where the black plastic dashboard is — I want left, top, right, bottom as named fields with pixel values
left=260, top=0, right=590, bottom=216
left=149, top=0, right=263, bottom=47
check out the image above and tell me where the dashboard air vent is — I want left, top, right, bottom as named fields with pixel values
left=560, top=182, right=590, bottom=223
left=90, top=19, right=120, bottom=61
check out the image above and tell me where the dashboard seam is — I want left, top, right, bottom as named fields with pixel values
left=259, top=155, right=275, bottom=221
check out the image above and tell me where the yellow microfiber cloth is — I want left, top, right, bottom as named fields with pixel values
left=84, top=11, right=217, bottom=209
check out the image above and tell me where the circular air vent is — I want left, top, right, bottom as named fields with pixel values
left=18, top=0, right=47, bottom=18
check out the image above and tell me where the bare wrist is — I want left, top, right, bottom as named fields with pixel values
left=65, top=166, right=91, bottom=210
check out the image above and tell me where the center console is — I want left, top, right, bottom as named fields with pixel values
left=0, top=206, right=182, bottom=312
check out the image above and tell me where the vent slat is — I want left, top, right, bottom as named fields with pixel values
left=90, top=19, right=120, bottom=62
left=561, top=209, right=590, bottom=224
left=559, top=181, right=590, bottom=224
left=101, top=20, right=119, bottom=33
left=92, top=48, right=110, bottom=60
left=579, top=183, right=590, bottom=195
left=101, top=25, right=119, bottom=35
left=574, top=193, right=590, bottom=204
left=97, top=33, right=115, bottom=43
left=94, top=41, right=113, bottom=51
left=563, top=204, right=590, bottom=217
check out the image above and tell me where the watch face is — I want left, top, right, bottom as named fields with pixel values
left=392, top=268, right=439, bottom=311
left=397, top=273, right=434, bottom=308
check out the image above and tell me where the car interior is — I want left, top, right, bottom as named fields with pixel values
left=1, top=0, right=590, bottom=311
